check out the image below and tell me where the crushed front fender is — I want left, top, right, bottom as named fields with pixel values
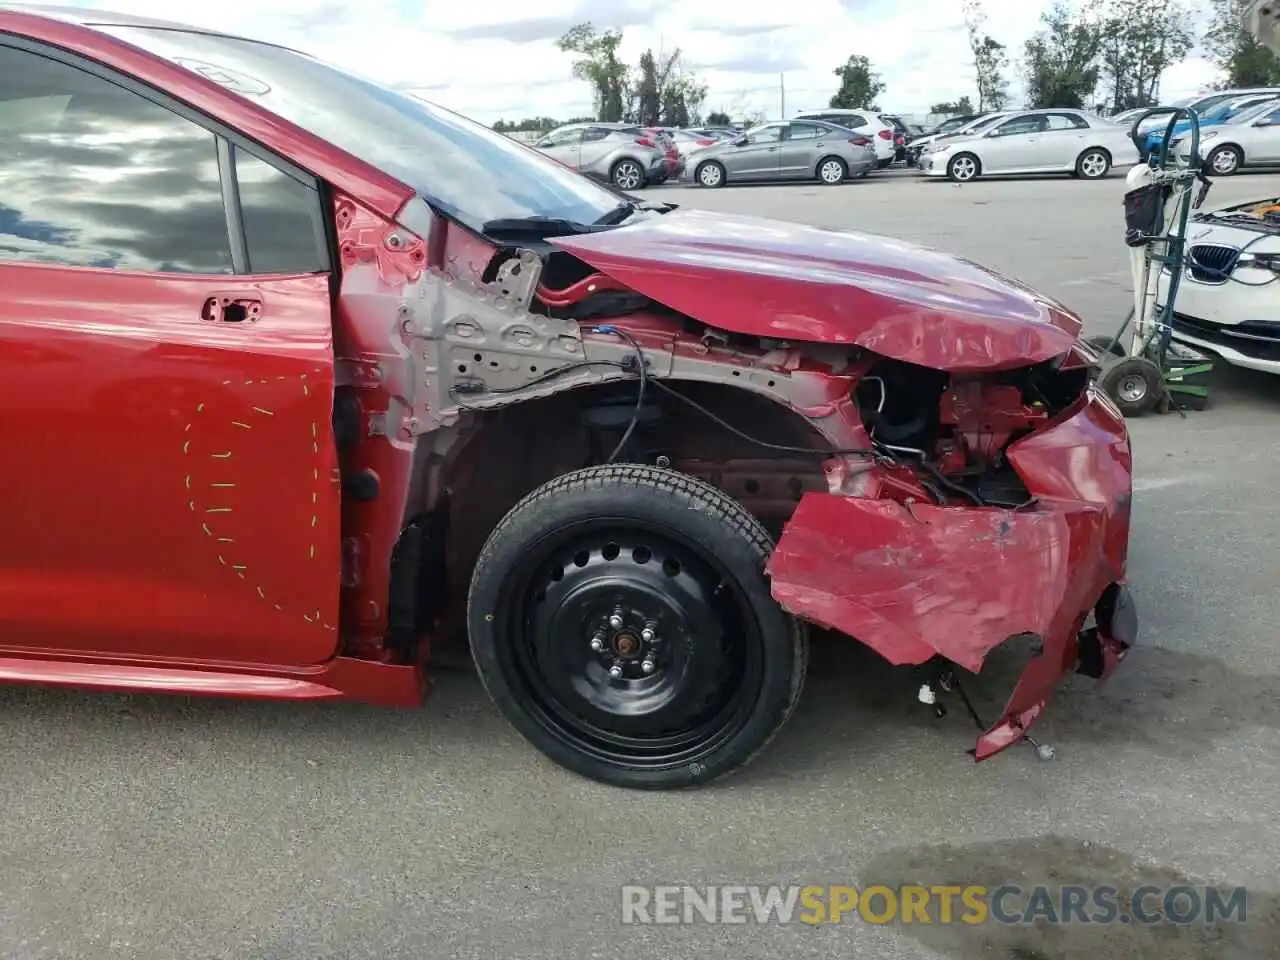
left=766, top=389, right=1136, bottom=760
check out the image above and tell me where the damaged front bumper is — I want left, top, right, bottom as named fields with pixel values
left=766, top=387, right=1137, bottom=760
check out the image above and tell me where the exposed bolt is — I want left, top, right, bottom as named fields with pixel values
left=590, top=633, right=605, bottom=652
left=641, top=622, right=657, bottom=643
left=656, top=455, right=671, bottom=468
left=608, top=663, right=624, bottom=679
left=641, top=659, right=656, bottom=675
left=609, top=607, right=625, bottom=629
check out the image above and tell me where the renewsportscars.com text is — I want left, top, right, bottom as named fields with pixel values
left=620, top=884, right=1249, bottom=926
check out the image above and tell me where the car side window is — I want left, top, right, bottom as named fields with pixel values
left=993, top=116, right=1047, bottom=136
left=1046, top=113, right=1088, bottom=130
left=1257, top=105, right=1280, bottom=124
left=541, top=128, right=582, bottom=147
left=234, top=147, right=325, bottom=274
left=787, top=123, right=824, bottom=140
left=746, top=125, right=784, bottom=145
left=0, top=44, right=232, bottom=273
left=582, top=126, right=611, bottom=142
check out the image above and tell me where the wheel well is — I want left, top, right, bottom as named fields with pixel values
left=433, top=380, right=830, bottom=601
left=816, top=154, right=847, bottom=172
left=696, top=158, right=724, bottom=176
left=950, top=151, right=980, bottom=172
left=611, top=156, right=643, bottom=174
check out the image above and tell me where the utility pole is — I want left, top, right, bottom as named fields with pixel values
left=780, top=73, right=785, bottom=119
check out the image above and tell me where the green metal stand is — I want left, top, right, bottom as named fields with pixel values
left=1096, top=109, right=1216, bottom=417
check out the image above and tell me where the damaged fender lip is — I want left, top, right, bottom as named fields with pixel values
left=766, top=493, right=1128, bottom=760
left=550, top=207, right=1082, bottom=372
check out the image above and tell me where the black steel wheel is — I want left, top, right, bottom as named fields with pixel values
left=467, top=464, right=807, bottom=790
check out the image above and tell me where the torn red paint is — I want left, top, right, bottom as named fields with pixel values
left=768, top=389, right=1134, bottom=759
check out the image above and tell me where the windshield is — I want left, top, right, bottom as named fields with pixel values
left=1227, top=98, right=1280, bottom=123
left=958, top=114, right=1005, bottom=135
left=97, top=26, right=626, bottom=230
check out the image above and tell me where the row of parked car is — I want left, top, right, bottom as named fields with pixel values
left=530, top=88, right=1280, bottom=189
left=906, top=88, right=1280, bottom=181
left=530, top=110, right=919, bottom=189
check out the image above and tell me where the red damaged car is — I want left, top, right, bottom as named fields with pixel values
left=0, top=7, right=1137, bottom=789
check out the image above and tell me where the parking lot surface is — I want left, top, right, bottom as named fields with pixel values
left=4, top=171, right=1280, bottom=960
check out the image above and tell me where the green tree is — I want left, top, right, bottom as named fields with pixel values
left=1021, top=0, right=1103, bottom=108
left=1098, top=0, right=1193, bottom=111
left=964, top=0, right=1010, bottom=110
left=556, top=22, right=630, bottom=122
left=829, top=55, right=885, bottom=110
left=1205, top=0, right=1280, bottom=87
left=931, top=96, right=976, bottom=114
left=706, top=110, right=731, bottom=126
left=662, top=74, right=708, bottom=126
left=634, top=50, right=660, bottom=125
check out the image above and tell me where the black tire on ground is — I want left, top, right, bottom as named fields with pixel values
left=1083, top=334, right=1127, bottom=359
left=1205, top=144, right=1242, bottom=176
left=815, top=155, right=848, bottom=185
left=1075, top=148, right=1112, bottom=180
left=695, top=159, right=727, bottom=188
left=467, top=464, right=808, bottom=790
left=1097, top=356, right=1164, bottom=417
left=876, top=157, right=894, bottom=169
left=947, top=152, right=980, bottom=182
left=610, top=158, right=645, bottom=190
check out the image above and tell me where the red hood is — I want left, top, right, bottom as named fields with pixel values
left=550, top=208, right=1082, bottom=371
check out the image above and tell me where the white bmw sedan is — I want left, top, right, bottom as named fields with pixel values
left=918, top=108, right=1141, bottom=181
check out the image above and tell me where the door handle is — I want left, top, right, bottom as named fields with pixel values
left=202, top=295, right=263, bottom=323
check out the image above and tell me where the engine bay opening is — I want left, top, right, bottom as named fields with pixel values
left=854, top=353, right=1090, bottom=508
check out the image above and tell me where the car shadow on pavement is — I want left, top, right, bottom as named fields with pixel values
left=749, top=632, right=1279, bottom=776
left=861, top=834, right=1279, bottom=960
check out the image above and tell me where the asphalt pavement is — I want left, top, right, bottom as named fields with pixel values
left=3, top=169, right=1280, bottom=960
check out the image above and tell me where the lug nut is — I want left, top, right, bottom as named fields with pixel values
left=608, top=663, right=624, bottom=679
left=641, top=626, right=656, bottom=643
left=609, top=606, right=625, bottom=629
left=590, top=633, right=605, bottom=652
left=641, top=659, right=656, bottom=675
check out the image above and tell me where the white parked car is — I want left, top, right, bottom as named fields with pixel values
left=1172, top=98, right=1280, bottom=175
left=910, top=112, right=1011, bottom=166
left=791, top=108, right=897, bottom=168
left=917, top=108, right=1141, bottom=181
left=1155, top=197, right=1280, bottom=375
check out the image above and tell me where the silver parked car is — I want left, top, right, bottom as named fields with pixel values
left=917, top=108, right=1140, bottom=181
left=1179, top=98, right=1280, bottom=174
left=686, top=120, right=877, bottom=187
left=533, top=122, right=667, bottom=190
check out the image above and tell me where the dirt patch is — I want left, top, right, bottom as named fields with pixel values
left=861, top=835, right=1278, bottom=960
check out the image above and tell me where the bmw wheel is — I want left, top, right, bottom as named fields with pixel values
left=467, top=465, right=808, bottom=790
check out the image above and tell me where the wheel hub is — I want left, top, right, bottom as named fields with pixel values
left=499, top=528, right=761, bottom=766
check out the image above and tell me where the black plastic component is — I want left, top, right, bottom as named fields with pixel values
left=332, top=391, right=362, bottom=450
left=342, top=469, right=380, bottom=502
left=384, top=522, right=424, bottom=654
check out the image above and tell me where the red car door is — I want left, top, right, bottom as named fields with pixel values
left=0, top=42, right=343, bottom=666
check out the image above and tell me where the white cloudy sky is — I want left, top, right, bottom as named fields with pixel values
left=50, top=0, right=1220, bottom=123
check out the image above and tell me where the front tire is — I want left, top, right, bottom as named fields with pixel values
left=1205, top=144, right=1242, bottom=176
left=695, top=160, right=726, bottom=188
left=947, top=152, right=980, bottom=182
left=467, top=465, right=808, bottom=790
